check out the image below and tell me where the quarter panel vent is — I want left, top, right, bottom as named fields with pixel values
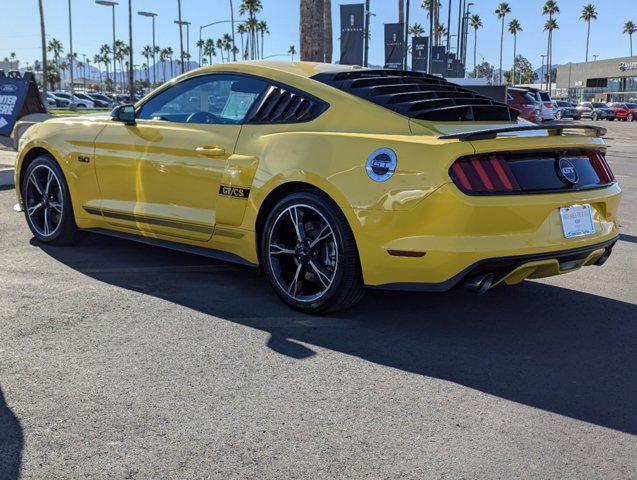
left=246, top=85, right=327, bottom=124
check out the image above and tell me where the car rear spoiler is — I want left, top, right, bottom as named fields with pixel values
left=438, top=123, right=607, bottom=141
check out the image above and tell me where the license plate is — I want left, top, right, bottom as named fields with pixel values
left=560, top=204, right=596, bottom=238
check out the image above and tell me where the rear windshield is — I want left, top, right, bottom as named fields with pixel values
left=539, top=92, right=551, bottom=101
left=592, top=103, right=607, bottom=108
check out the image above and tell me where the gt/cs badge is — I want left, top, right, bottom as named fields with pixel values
left=219, top=185, right=250, bottom=198
left=366, top=148, right=397, bottom=182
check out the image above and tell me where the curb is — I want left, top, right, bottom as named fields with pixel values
left=0, top=168, right=15, bottom=188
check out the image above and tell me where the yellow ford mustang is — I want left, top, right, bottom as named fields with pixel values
left=15, top=61, right=621, bottom=312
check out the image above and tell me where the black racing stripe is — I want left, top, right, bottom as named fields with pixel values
left=84, top=207, right=213, bottom=234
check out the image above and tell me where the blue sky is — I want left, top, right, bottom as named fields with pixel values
left=1, top=1, right=636, bottom=72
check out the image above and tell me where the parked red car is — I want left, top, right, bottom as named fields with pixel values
left=607, top=102, right=637, bottom=122
left=507, top=88, right=542, bottom=123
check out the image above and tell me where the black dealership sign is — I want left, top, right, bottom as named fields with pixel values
left=339, top=4, right=365, bottom=66
left=384, top=23, right=405, bottom=70
left=0, top=71, right=46, bottom=136
left=411, top=36, right=429, bottom=72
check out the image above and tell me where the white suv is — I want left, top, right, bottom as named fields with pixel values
left=521, top=89, right=555, bottom=122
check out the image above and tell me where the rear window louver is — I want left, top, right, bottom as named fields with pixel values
left=311, top=69, right=518, bottom=122
left=246, top=85, right=327, bottom=124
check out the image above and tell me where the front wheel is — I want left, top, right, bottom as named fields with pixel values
left=628, top=113, right=635, bottom=122
left=261, top=191, right=364, bottom=313
left=591, top=112, right=598, bottom=121
left=555, top=110, right=563, bottom=120
left=22, top=155, right=84, bottom=245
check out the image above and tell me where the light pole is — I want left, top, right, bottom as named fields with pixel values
left=138, top=11, right=157, bottom=85
left=364, top=0, right=370, bottom=67
left=174, top=20, right=191, bottom=71
left=177, top=0, right=185, bottom=74
left=67, top=0, right=76, bottom=109
left=127, top=0, right=133, bottom=100
left=229, top=0, right=236, bottom=61
left=540, top=54, right=546, bottom=90
left=96, top=1, right=118, bottom=93
left=199, top=20, right=234, bottom=65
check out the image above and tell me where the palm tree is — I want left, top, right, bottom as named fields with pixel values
left=203, top=39, right=216, bottom=65
left=470, top=14, right=483, bottom=78
left=165, top=46, right=174, bottom=78
left=159, top=48, right=169, bottom=81
left=93, top=54, right=103, bottom=88
left=9, top=52, right=17, bottom=70
left=495, top=3, right=511, bottom=85
left=543, top=18, right=559, bottom=86
left=38, top=0, right=48, bottom=96
left=542, top=1, right=560, bottom=90
left=45, top=60, right=60, bottom=91
left=237, top=23, right=248, bottom=60
left=300, top=0, right=325, bottom=61
left=623, top=21, right=636, bottom=56
left=47, top=38, right=64, bottom=88
left=508, top=19, right=522, bottom=85
left=257, top=21, right=269, bottom=59
left=239, top=0, right=263, bottom=60
left=580, top=4, right=597, bottom=62
left=409, top=23, right=425, bottom=38
left=99, top=45, right=112, bottom=87
left=244, top=17, right=258, bottom=60
left=222, top=33, right=233, bottom=61
left=435, top=23, right=448, bottom=42
left=196, top=38, right=205, bottom=66
left=420, top=1, right=442, bottom=45
left=288, top=45, right=297, bottom=61
left=114, top=40, right=126, bottom=87
left=141, top=46, right=153, bottom=83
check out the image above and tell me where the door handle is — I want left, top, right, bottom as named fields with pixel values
left=196, top=146, right=225, bottom=157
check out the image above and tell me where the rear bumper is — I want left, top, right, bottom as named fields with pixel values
left=352, top=183, right=621, bottom=287
left=371, top=237, right=617, bottom=292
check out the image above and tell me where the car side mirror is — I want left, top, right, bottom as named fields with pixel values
left=111, top=104, right=136, bottom=125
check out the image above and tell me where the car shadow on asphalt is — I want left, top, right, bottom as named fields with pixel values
left=34, top=233, right=637, bottom=436
left=0, top=387, right=23, bottom=480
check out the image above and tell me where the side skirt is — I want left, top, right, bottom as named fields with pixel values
left=84, top=228, right=258, bottom=267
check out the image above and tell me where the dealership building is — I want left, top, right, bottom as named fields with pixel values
left=556, top=55, right=637, bottom=102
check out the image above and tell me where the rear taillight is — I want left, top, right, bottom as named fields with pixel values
left=586, top=151, right=615, bottom=184
left=544, top=103, right=553, bottom=108
left=450, top=156, right=521, bottom=194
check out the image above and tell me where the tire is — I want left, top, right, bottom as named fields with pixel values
left=261, top=190, right=364, bottom=314
left=592, top=112, right=598, bottom=121
left=22, top=155, right=84, bottom=245
left=629, top=113, right=634, bottom=122
left=555, top=110, right=562, bottom=120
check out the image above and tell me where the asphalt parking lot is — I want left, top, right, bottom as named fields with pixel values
left=1, top=122, right=636, bottom=479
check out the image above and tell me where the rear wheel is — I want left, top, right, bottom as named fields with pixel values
left=22, top=155, right=84, bottom=245
left=261, top=191, right=364, bottom=313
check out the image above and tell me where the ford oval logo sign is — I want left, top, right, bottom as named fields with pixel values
left=0, top=84, right=18, bottom=93
left=558, top=158, right=579, bottom=185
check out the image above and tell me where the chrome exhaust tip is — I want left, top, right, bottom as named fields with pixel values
left=464, top=273, right=494, bottom=295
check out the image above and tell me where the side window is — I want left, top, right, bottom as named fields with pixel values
left=138, top=74, right=267, bottom=124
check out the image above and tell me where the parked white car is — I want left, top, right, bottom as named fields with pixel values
left=52, top=91, right=95, bottom=109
